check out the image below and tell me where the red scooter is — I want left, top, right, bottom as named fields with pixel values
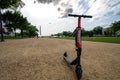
left=64, top=14, right=92, bottom=80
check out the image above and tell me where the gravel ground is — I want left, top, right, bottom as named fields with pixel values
left=0, top=38, right=120, bottom=80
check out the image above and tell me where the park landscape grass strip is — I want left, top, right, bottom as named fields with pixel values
left=1, top=36, right=120, bottom=44
left=57, top=37, right=120, bottom=44
left=0, top=36, right=29, bottom=40
left=82, top=37, right=120, bottom=44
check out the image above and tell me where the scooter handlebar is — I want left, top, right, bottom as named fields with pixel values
left=68, top=14, right=92, bottom=18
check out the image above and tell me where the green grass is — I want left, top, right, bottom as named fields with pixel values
left=57, top=37, right=120, bottom=44
left=82, top=37, right=120, bottom=44
left=0, top=36, right=27, bottom=40
left=1, top=36, right=120, bottom=44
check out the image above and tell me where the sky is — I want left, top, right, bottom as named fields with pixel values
left=21, top=0, right=120, bottom=36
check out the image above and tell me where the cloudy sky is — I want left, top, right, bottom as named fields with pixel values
left=21, top=0, right=120, bottom=36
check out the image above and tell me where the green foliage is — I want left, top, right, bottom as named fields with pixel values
left=0, top=0, right=23, bottom=9
left=0, top=0, right=25, bottom=41
left=51, top=31, right=72, bottom=37
left=25, top=25, right=38, bottom=37
left=3, top=11, right=22, bottom=37
left=2, top=11, right=13, bottom=32
left=110, top=21, right=120, bottom=35
left=104, top=27, right=112, bottom=36
left=81, top=28, right=93, bottom=37
left=103, top=21, right=120, bottom=36
left=81, top=28, right=86, bottom=36
left=2, top=11, right=38, bottom=38
left=63, top=31, right=72, bottom=37
left=86, top=30, right=93, bottom=37
left=93, top=26, right=103, bottom=35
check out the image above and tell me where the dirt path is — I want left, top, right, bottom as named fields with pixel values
left=0, top=38, right=120, bottom=80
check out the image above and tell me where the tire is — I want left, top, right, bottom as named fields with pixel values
left=75, top=65, right=82, bottom=80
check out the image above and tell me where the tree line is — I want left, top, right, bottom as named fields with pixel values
left=51, top=20, right=120, bottom=37
left=0, top=0, right=38, bottom=42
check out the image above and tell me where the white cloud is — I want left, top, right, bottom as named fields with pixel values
left=21, top=1, right=60, bottom=19
left=87, top=0, right=108, bottom=18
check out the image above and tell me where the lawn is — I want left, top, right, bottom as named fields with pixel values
left=0, top=36, right=28, bottom=40
left=58, top=37, right=120, bottom=44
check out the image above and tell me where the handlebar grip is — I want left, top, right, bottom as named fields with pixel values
left=82, top=15, right=92, bottom=18
left=68, top=14, right=92, bottom=18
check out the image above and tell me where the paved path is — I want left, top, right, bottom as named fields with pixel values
left=0, top=38, right=120, bottom=80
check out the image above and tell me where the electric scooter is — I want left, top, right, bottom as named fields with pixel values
left=64, top=14, right=92, bottom=80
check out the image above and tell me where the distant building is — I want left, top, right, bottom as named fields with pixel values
left=102, top=28, right=107, bottom=36
left=116, top=30, right=120, bottom=37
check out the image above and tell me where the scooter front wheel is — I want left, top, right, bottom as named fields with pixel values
left=75, top=65, right=82, bottom=80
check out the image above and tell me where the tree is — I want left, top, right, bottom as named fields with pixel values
left=17, top=15, right=29, bottom=38
left=25, top=25, right=38, bottom=37
left=12, top=11, right=22, bottom=37
left=2, top=10, right=38, bottom=38
left=110, top=21, right=120, bottom=36
left=93, top=26, right=103, bottom=35
left=2, top=11, right=23, bottom=37
left=63, top=31, right=72, bottom=37
left=0, top=0, right=24, bottom=41
left=2, top=11, right=13, bottom=32
left=104, top=27, right=112, bottom=36
left=81, top=28, right=86, bottom=36
left=86, top=30, right=93, bottom=37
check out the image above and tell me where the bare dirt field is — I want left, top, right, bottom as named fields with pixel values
left=0, top=38, right=120, bottom=80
